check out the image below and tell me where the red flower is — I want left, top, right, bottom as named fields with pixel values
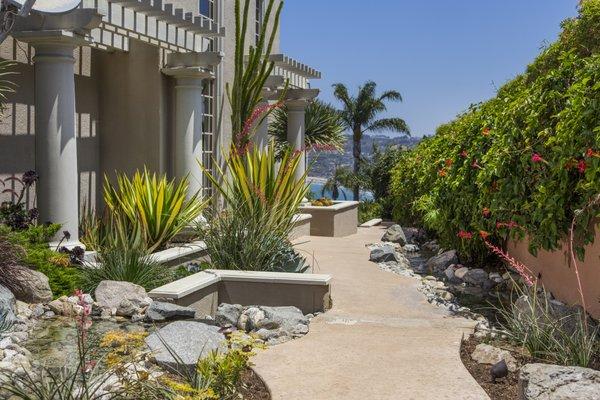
left=586, top=148, right=599, bottom=158
left=479, top=230, right=490, bottom=239
left=457, top=230, right=473, bottom=239
left=482, top=127, right=491, bottom=137
left=482, top=208, right=491, bottom=218
left=471, top=159, right=482, bottom=169
left=577, top=159, right=587, bottom=174
left=438, top=168, right=447, bottom=177
left=459, top=150, right=468, bottom=158
left=531, top=153, right=544, bottom=163
left=445, top=158, right=454, bottom=167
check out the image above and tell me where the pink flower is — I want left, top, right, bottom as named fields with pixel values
left=531, top=153, right=544, bottom=163
left=481, top=237, right=535, bottom=286
left=459, top=150, right=468, bottom=158
left=496, top=220, right=520, bottom=230
left=457, top=230, right=473, bottom=239
left=471, top=159, right=482, bottom=169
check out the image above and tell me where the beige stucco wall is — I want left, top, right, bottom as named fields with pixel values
left=96, top=40, right=167, bottom=182
left=507, top=229, right=600, bottom=319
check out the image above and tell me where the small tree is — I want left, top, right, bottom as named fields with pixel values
left=332, top=81, right=409, bottom=200
left=321, top=165, right=353, bottom=200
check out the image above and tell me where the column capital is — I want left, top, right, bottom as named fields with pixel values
left=285, top=88, right=320, bottom=110
left=163, top=51, right=223, bottom=80
left=11, top=9, right=101, bottom=47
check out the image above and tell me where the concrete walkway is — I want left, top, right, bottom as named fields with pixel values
left=253, top=226, right=490, bottom=400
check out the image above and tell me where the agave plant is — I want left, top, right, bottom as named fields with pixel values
left=269, top=100, right=346, bottom=155
left=202, top=143, right=309, bottom=232
left=103, top=169, right=206, bottom=253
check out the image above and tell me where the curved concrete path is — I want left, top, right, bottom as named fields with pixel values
left=253, top=225, right=490, bottom=400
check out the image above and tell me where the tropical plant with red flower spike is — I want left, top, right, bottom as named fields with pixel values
left=478, top=232, right=536, bottom=286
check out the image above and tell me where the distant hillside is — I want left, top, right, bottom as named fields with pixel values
left=307, top=134, right=421, bottom=178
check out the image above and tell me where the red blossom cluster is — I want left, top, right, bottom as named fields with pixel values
left=234, top=101, right=284, bottom=153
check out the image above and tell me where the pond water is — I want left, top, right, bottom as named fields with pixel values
left=24, top=318, right=151, bottom=370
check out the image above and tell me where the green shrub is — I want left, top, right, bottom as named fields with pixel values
left=390, top=1, right=600, bottom=261
left=0, top=224, right=82, bottom=298
left=81, top=246, right=167, bottom=293
left=358, top=201, right=383, bottom=224
left=201, top=143, right=309, bottom=272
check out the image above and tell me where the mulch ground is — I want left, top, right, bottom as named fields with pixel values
left=460, top=336, right=533, bottom=400
left=238, top=368, right=271, bottom=400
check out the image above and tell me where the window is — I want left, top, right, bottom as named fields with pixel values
left=201, top=81, right=215, bottom=197
left=255, top=0, right=263, bottom=45
left=199, top=0, right=214, bottom=19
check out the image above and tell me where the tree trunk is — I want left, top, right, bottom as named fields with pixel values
left=352, top=128, right=361, bottom=201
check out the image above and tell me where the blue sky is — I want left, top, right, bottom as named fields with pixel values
left=280, top=1, right=579, bottom=137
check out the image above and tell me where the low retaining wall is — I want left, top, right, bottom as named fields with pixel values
left=290, top=213, right=312, bottom=239
left=149, top=269, right=332, bottom=317
left=299, top=201, right=359, bottom=237
left=508, top=234, right=600, bottom=319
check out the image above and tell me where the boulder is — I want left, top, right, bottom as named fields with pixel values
left=145, top=301, right=196, bottom=322
left=256, top=306, right=309, bottom=333
left=425, top=250, right=459, bottom=275
left=0, top=285, right=16, bottom=326
left=94, top=281, right=152, bottom=317
left=9, top=268, right=52, bottom=303
left=215, top=303, right=243, bottom=327
left=463, top=269, right=491, bottom=287
left=369, top=245, right=401, bottom=263
left=237, top=307, right=265, bottom=331
left=454, top=267, right=469, bottom=280
left=381, top=224, right=407, bottom=245
left=519, top=363, right=600, bottom=400
left=471, top=343, right=518, bottom=372
left=145, top=321, right=225, bottom=373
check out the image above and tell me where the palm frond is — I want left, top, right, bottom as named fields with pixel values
left=366, top=118, right=410, bottom=135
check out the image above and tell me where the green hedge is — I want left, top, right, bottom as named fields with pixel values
left=391, top=1, right=600, bottom=262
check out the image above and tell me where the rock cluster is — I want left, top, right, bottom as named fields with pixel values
left=470, top=343, right=518, bottom=372
left=215, top=303, right=313, bottom=345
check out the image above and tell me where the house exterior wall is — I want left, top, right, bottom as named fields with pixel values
left=507, top=231, right=600, bottom=319
left=0, top=38, right=101, bottom=214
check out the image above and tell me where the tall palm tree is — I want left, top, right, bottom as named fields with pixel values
left=332, top=81, right=409, bottom=200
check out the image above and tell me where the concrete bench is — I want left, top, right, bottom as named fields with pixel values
left=360, top=218, right=383, bottom=227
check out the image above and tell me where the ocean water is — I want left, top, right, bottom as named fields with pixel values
left=309, top=182, right=373, bottom=201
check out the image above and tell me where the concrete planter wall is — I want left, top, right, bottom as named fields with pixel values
left=507, top=228, right=600, bottom=319
left=290, top=213, right=312, bottom=239
left=299, top=201, right=359, bottom=237
left=149, top=269, right=332, bottom=316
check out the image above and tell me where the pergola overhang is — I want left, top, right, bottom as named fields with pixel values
left=82, top=0, right=224, bottom=52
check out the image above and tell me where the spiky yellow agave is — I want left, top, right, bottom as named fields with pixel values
left=103, top=168, right=206, bottom=252
left=202, top=143, right=309, bottom=233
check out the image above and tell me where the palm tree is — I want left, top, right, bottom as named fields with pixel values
left=332, top=81, right=409, bottom=200
left=321, top=165, right=353, bottom=200
left=269, top=99, right=346, bottom=157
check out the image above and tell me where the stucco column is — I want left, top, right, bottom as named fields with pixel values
left=162, top=52, right=222, bottom=199
left=253, top=100, right=270, bottom=149
left=33, top=40, right=80, bottom=244
left=172, top=75, right=206, bottom=198
left=287, top=100, right=308, bottom=182
left=12, top=10, right=102, bottom=246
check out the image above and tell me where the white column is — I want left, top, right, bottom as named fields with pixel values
left=287, top=100, right=307, bottom=182
left=172, top=76, right=205, bottom=198
left=33, top=41, right=80, bottom=244
left=253, top=100, right=270, bottom=149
